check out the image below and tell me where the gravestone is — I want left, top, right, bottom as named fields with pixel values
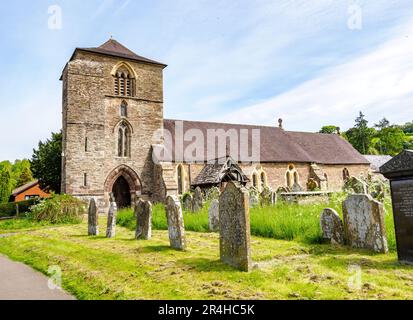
left=88, top=198, right=99, bottom=236
left=165, top=196, right=186, bottom=250
left=193, top=187, right=204, bottom=212
left=206, top=187, right=221, bottom=201
left=270, top=191, right=277, bottom=205
left=344, top=176, right=368, bottom=194
left=135, top=199, right=152, bottom=240
left=292, top=183, right=303, bottom=192
left=342, top=194, right=388, bottom=253
left=320, top=208, right=344, bottom=245
left=106, top=193, right=117, bottom=238
left=208, top=199, right=220, bottom=232
left=249, top=187, right=259, bottom=208
left=260, top=187, right=273, bottom=207
left=182, top=194, right=193, bottom=212
left=219, top=181, right=252, bottom=272
left=380, top=150, right=413, bottom=264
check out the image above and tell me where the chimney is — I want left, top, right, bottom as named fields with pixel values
left=278, top=118, right=283, bottom=130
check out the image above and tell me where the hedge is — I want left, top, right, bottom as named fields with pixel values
left=0, top=199, right=39, bottom=218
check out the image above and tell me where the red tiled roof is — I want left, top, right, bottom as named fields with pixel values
left=11, top=180, right=39, bottom=197
left=163, top=119, right=370, bottom=165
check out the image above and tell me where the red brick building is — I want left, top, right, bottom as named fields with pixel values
left=9, top=180, right=50, bottom=202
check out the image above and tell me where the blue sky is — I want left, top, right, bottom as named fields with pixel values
left=1, top=0, right=413, bottom=161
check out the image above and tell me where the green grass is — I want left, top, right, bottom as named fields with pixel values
left=0, top=221, right=411, bottom=300
left=117, top=195, right=396, bottom=250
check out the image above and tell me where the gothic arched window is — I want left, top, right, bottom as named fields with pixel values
left=252, top=173, right=258, bottom=188
left=343, top=168, right=350, bottom=181
left=113, top=65, right=135, bottom=97
left=260, top=171, right=267, bottom=189
left=120, top=101, right=128, bottom=117
left=286, top=164, right=299, bottom=188
left=118, top=122, right=131, bottom=157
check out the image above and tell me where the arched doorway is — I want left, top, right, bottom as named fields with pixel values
left=112, top=176, right=131, bottom=208
left=104, top=165, right=141, bottom=210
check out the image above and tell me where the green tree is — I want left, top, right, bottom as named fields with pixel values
left=30, top=131, right=62, bottom=193
left=374, top=126, right=407, bottom=156
left=0, top=167, right=11, bottom=203
left=16, top=165, right=33, bottom=187
left=345, top=112, right=375, bottom=154
left=319, top=125, right=339, bottom=134
left=401, top=121, right=413, bottom=134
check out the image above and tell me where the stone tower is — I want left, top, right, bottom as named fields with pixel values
left=61, top=39, right=167, bottom=211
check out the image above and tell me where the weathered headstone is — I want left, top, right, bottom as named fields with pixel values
left=193, top=187, right=204, bottom=212
left=380, top=150, right=413, bottom=264
left=106, top=193, right=117, bottom=238
left=165, top=196, right=186, bottom=250
left=260, top=187, right=273, bottom=207
left=88, top=198, right=99, bottom=236
left=182, top=194, right=193, bottom=212
left=320, top=208, right=344, bottom=245
left=249, top=187, right=259, bottom=208
left=292, top=183, right=303, bottom=192
left=270, top=191, right=277, bottom=205
left=342, top=194, right=388, bottom=253
left=206, top=187, right=221, bottom=201
left=135, top=199, right=152, bottom=240
left=219, top=181, right=252, bottom=272
left=208, top=199, right=220, bottom=232
left=344, top=176, right=368, bottom=194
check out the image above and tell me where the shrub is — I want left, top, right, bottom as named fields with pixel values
left=29, top=194, right=86, bottom=224
left=0, top=198, right=39, bottom=218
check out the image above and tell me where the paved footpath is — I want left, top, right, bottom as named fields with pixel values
left=0, top=255, right=75, bottom=300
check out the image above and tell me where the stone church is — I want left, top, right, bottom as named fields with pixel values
left=61, top=39, right=370, bottom=211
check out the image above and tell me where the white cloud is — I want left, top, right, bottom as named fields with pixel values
left=215, top=20, right=413, bottom=131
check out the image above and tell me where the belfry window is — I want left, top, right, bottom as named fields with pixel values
left=118, top=122, right=131, bottom=157
left=113, top=66, right=134, bottom=97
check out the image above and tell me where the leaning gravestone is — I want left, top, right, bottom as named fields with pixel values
left=106, top=193, right=117, bottom=238
left=193, top=187, right=204, bottom=212
left=380, top=150, right=413, bottom=264
left=208, top=199, right=220, bottom=232
left=88, top=198, right=99, bottom=236
left=344, top=176, right=368, bottom=194
left=135, top=199, right=152, bottom=240
left=342, top=194, right=388, bottom=253
left=219, top=181, right=252, bottom=272
left=165, top=196, right=186, bottom=250
left=292, top=183, right=303, bottom=192
left=320, top=208, right=344, bottom=245
left=182, top=194, right=193, bottom=212
left=260, top=187, right=273, bottom=207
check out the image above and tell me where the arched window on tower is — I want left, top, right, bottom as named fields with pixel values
left=120, top=101, right=128, bottom=117
left=117, top=122, right=131, bottom=157
left=113, top=65, right=135, bottom=97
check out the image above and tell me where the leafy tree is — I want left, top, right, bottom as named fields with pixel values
left=17, top=165, right=33, bottom=187
left=345, top=112, right=375, bottom=154
left=30, top=131, right=62, bottom=193
left=401, top=121, right=413, bottom=134
left=374, top=118, right=390, bottom=130
left=373, top=125, right=406, bottom=156
left=319, top=125, right=339, bottom=134
left=0, top=168, right=11, bottom=203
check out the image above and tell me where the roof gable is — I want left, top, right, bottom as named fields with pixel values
left=11, top=180, right=39, bottom=196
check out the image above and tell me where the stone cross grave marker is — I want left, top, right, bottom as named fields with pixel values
left=380, top=150, right=413, bottom=264
left=135, top=199, right=152, bottom=240
left=88, top=198, right=99, bottom=236
left=342, top=194, right=388, bottom=253
left=320, top=208, right=344, bottom=245
left=106, top=193, right=117, bottom=238
left=219, top=181, right=252, bottom=272
left=165, top=196, right=186, bottom=250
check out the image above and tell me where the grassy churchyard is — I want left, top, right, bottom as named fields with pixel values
left=0, top=196, right=412, bottom=300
